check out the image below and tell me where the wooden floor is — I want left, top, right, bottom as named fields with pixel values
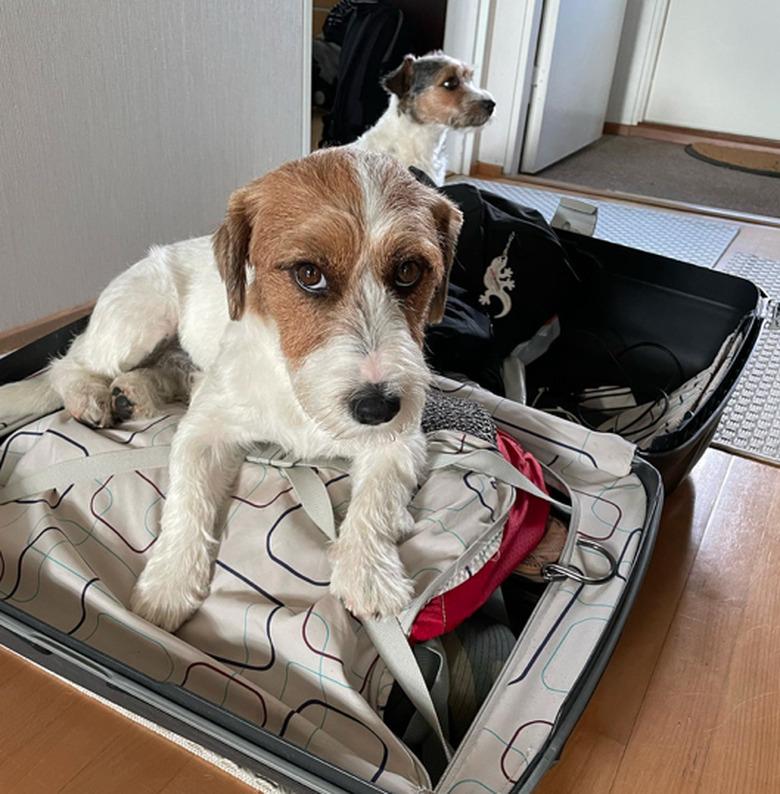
left=1, top=187, right=778, bottom=793
left=0, top=651, right=255, bottom=792
left=518, top=178, right=780, bottom=793
left=536, top=450, right=780, bottom=794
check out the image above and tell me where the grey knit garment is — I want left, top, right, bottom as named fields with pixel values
left=421, top=390, right=498, bottom=445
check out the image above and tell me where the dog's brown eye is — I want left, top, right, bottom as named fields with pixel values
left=294, top=262, right=327, bottom=293
left=442, top=77, right=460, bottom=91
left=395, top=260, right=422, bottom=288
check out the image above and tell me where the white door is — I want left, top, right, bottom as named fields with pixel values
left=519, top=0, right=628, bottom=174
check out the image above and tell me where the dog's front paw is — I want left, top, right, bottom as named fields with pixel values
left=130, top=554, right=211, bottom=632
left=329, top=539, right=414, bottom=620
left=64, top=375, right=113, bottom=428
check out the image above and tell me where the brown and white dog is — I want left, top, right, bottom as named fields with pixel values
left=0, top=148, right=462, bottom=631
left=353, top=52, right=495, bottom=185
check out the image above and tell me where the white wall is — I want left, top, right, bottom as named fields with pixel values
left=606, top=0, right=668, bottom=126
left=644, top=0, right=780, bottom=138
left=0, top=0, right=308, bottom=333
left=608, top=0, right=780, bottom=139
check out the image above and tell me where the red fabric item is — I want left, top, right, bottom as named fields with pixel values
left=410, top=430, right=550, bottom=643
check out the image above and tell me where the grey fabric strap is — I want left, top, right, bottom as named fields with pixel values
left=364, top=617, right=453, bottom=762
left=0, top=445, right=171, bottom=505
left=284, top=465, right=337, bottom=541
left=429, top=448, right=572, bottom=514
left=282, top=466, right=452, bottom=758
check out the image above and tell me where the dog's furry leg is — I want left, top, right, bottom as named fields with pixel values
left=130, top=405, right=244, bottom=632
left=329, top=428, right=427, bottom=619
left=44, top=250, right=180, bottom=427
left=110, top=338, right=197, bottom=421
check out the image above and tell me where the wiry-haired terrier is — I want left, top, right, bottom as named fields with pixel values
left=354, top=51, right=495, bottom=185
left=0, top=148, right=463, bottom=630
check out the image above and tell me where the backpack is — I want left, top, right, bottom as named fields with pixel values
left=320, top=0, right=417, bottom=147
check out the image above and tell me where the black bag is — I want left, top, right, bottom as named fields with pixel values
left=425, top=184, right=580, bottom=393
left=320, top=0, right=416, bottom=147
left=440, top=184, right=580, bottom=358
left=424, top=283, right=505, bottom=395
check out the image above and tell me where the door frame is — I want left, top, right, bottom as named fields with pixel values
left=443, top=0, right=671, bottom=174
left=609, top=0, right=671, bottom=126
left=302, top=0, right=313, bottom=155
left=442, top=0, right=493, bottom=176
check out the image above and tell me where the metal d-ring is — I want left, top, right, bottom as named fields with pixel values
left=541, top=539, right=618, bottom=585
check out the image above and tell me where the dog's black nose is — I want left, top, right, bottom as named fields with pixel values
left=349, top=384, right=401, bottom=425
left=482, top=98, right=496, bottom=115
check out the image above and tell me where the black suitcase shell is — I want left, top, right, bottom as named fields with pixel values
left=542, top=231, right=763, bottom=491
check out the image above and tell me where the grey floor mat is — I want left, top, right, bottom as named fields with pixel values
left=455, top=178, right=739, bottom=268
left=713, top=252, right=780, bottom=465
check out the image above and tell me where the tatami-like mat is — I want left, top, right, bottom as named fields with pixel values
left=713, top=252, right=780, bottom=465
left=454, top=178, right=739, bottom=268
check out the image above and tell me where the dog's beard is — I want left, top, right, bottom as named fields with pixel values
left=290, top=306, right=430, bottom=445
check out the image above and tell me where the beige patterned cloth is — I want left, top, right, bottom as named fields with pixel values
left=0, top=376, right=651, bottom=793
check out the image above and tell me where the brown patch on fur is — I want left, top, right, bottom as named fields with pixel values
left=384, top=53, right=494, bottom=129
left=383, top=55, right=415, bottom=98
left=213, top=191, right=251, bottom=321
left=429, top=196, right=463, bottom=323
left=413, top=63, right=490, bottom=127
left=214, top=148, right=462, bottom=366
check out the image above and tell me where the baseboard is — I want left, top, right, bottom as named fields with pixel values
left=603, top=122, right=780, bottom=153
left=470, top=162, right=504, bottom=179
left=0, top=302, right=94, bottom=355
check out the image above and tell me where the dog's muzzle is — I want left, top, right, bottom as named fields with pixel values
left=349, top=383, right=401, bottom=426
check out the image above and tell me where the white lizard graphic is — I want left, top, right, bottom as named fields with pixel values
left=479, top=232, right=516, bottom=319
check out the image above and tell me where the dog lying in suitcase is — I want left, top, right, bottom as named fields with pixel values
left=0, top=148, right=661, bottom=793
left=1, top=148, right=462, bottom=629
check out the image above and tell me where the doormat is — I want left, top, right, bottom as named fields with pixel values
left=454, top=178, right=739, bottom=268
left=685, top=142, right=780, bottom=179
left=713, top=252, right=780, bottom=466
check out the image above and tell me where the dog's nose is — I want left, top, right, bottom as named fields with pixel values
left=482, top=98, right=496, bottom=115
left=349, top=384, right=401, bottom=425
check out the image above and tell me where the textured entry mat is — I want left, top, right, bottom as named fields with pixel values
left=453, top=178, right=739, bottom=268
left=713, top=253, right=780, bottom=465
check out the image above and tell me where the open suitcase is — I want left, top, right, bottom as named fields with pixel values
left=432, top=183, right=765, bottom=493
left=0, top=186, right=762, bottom=792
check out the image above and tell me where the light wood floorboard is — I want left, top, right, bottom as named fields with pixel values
left=0, top=650, right=255, bottom=792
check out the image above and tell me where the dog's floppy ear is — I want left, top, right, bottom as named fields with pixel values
left=383, top=54, right=416, bottom=98
left=428, top=197, right=463, bottom=324
left=213, top=189, right=252, bottom=321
